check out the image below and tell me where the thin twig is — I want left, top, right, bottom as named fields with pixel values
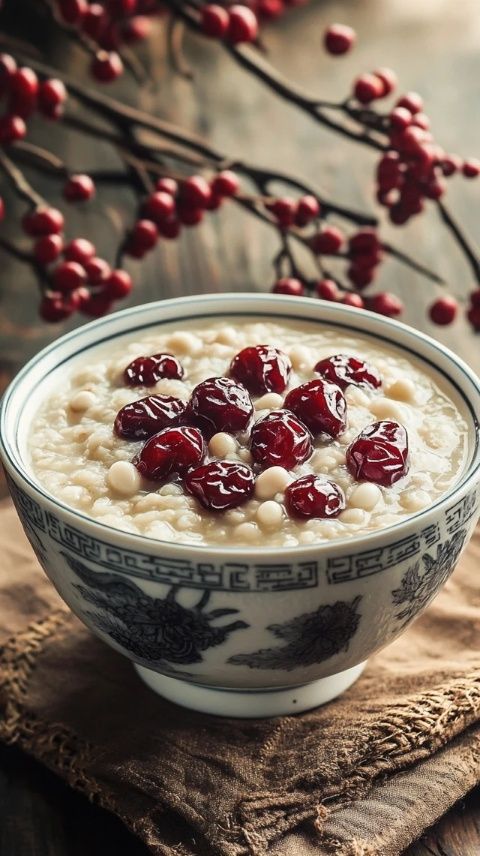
left=437, top=201, right=480, bottom=283
left=0, top=148, right=44, bottom=208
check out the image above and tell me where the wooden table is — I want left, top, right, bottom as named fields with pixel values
left=0, top=0, right=479, bottom=852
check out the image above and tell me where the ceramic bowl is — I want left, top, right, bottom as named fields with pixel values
left=2, top=294, right=480, bottom=718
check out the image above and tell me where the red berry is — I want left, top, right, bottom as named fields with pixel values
left=226, top=5, right=259, bottom=43
left=388, top=204, right=411, bottom=226
left=396, top=92, right=423, bottom=115
left=429, top=296, right=458, bottom=326
left=285, top=474, right=345, bottom=519
left=272, top=277, right=305, bottom=296
left=0, top=54, right=17, bottom=97
left=467, top=305, right=480, bottom=331
left=58, top=0, right=87, bottom=24
left=201, top=4, right=230, bottom=38
left=103, top=269, right=133, bottom=299
left=211, top=170, right=240, bottom=197
left=462, top=158, right=480, bottom=179
left=52, top=261, right=87, bottom=292
left=64, top=238, right=96, bottom=264
left=423, top=177, right=445, bottom=200
left=98, top=21, right=121, bottom=50
left=143, top=191, right=175, bottom=223
left=155, top=177, right=178, bottom=196
left=324, top=23, right=356, bottom=56
left=314, top=354, right=381, bottom=390
left=22, top=206, right=64, bottom=236
left=341, top=293, right=364, bottom=308
left=441, top=154, right=462, bottom=177
left=230, top=345, right=292, bottom=395
left=0, top=114, right=26, bottom=144
left=411, top=112, right=430, bottom=131
left=190, top=376, right=253, bottom=436
left=295, top=194, right=320, bottom=226
left=257, top=0, right=284, bottom=20
left=9, top=67, right=39, bottom=117
left=310, top=226, right=344, bottom=255
left=82, top=4, right=107, bottom=39
left=315, top=279, right=339, bottom=301
left=185, top=461, right=255, bottom=511
left=347, top=264, right=375, bottom=289
left=0, top=197, right=4, bottom=221
left=389, top=107, right=412, bottom=131
left=349, top=229, right=380, bottom=255
left=267, top=197, right=297, bottom=227
left=353, top=73, right=384, bottom=104
left=124, top=352, right=184, bottom=386
left=369, top=292, right=403, bottom=317
left=38, top=79, right=67, bottom=118
left=373, top=67, right=397, bottom=97
left=63, top=174, right=95, bottom=202
left=346, top=420, right=409, bottom=486
left=105, top=0, right=137, bottom=14
left=205, top=191, right=223, bottom=211
left=33, top=234, right=64, bottom=266
left=122, top=15, right=151, bottom=43
left=84, top=257, right=111, bottom=284
left=39, top=294, right=74, bottom=323
left=250, top=410, right=312, bottom=470
left=114, top=394, right=187, bottom=440
left=180, top=176, right=212, bottom=209
left=159, top=217, right=181, bottom=239
left=177, top=204, right=204, bottom=226
left=80, top=294, right=113, bottom=317
left=91, top=51, right=123, bottom=82
left=470, top=290, right=480, bottom=308
left=284, top=378, right=346, bottom=438
left=135, top=426, right=205, bottom=481
left=127, top=219, right=158, bottom=255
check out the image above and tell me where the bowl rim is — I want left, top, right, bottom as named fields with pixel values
left=2, top=292, right=480, bottom=558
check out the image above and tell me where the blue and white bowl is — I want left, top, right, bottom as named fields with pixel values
left=1, top=294, right=480, bottom=717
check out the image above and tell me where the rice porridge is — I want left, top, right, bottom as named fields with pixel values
left=29, top=317, right=469, bottom=547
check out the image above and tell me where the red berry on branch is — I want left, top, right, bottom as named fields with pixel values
left=103, top=269, right=133, bottom=299
left=226, top=5, right=259, bottom=44
left=272, top=277, right=305, bottom=296
left=462, top=158, right=480, bottom=179
left=411, top=112, right=430, bottom=130
left=143, top=190, right=175, bottom=222
left=396, top=91, right=423, bottom=114
left=315, top=279, right=339, bottom=301
left=180, top=175, right=212, bottom=208
left=22, top=206, right=64, bottom=236
left=201, top=4, right=230, bottom=38
left=295, top=194, right=320, bottom=226
left=347, top=264, right=375, bottom=289
left=91, top=51, right=123, bottom=83
left=122, top=15, right=152, bottom=43
left=348, top=229, right=380, bottom=255
left=257, top=0, right=285, bottom=20
left=429, top=296, right=458, bottom=325
left=373, top=67, right=397, bottom=97
left=310, top=225, right=344, bottom=254
left=39, top=293, right=75, bottom=322
left=63, top=174, right=96, bottom=202
left=82, top=3, right=107, bottom=39
left=58, top=0, right=87, bottom=24
left=64, top=238, right=96, bottom=264
left=267, top=196, right=297, bottom=227
left=159, top=218, right=181, bottom=239
left=353, top=73, right=384, bottom=104
left=389, top=106, right=412, bottom=131
left=9, top=67, right=39, bottom=117
left=33, top=234, right=64, bottom=266
left=106, top=0, right=137, bottom=14
left=177, top=204, right=204, bottom=226
left=389, top=203, right=411, bottom=225
left=0, top=54, right=17, bottom=97
left=324, top=23, right=356, bottom=56
left=155, top=177, right=178, bottom=196
left=52, top=261, right=87, bottom=292
left=467, top=305, right=480, bottom=331
left=470, top=290, right=480, bottom=308
left=81, top=294, right=113, bottom=317
left=38, top=79, right=67, bottom=118
left=205, top=192, right=223, bottom=211
left=128, top=219, right=158, bottom=255
left=441, top=154, right=462, bottom=177
left=98, top=22, right=121, bottom=51
left=84, top=257, right=111, bottom=284
left=341, top=293, right=364, bottom=308
left=211, top=170, right=240, bottom=197
left=369, top=292, right=403, bottom=317
left=0, top=114, right=26, bottom=144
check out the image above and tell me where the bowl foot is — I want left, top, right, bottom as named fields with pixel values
left=134, top=661, right=367, bottom=718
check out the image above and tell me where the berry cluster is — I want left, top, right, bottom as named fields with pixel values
left=113, top=343, right=409, bottom=516
left=125, top=171, right=239, bottom=256
left=201, top=4, right=259, bottom=43
left=0, top=53, right=67, bottom=144
left=20, top=204, right=131, bottom=321
left=56, top=0, right=156, bottom=82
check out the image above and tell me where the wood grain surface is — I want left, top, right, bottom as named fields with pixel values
left=0, top=0, right=479, bottom=853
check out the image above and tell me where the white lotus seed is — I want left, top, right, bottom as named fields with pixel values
left=107, top=461, right=141, bottom=496
left=339, top=508, right=370, bottom=525
left=215, top=327, right=239, bottom=346
left=208, top=432, right=237, bottom=457
left=349, top=483, right=382, bottom=511
left=254, top=466, right=292, bottom=500
left=288, top=345, right=311, bottom=369
left=254, top=393, right=284, bottom=411
left=69, top=390, right=96, bottom=412
left=166, top=331, right=202, bottom=355
left=370, top=397, right=409, bottom=422
left=233, top=522, right=259, bottom=542
left=386, top=377, right=416, bottom=403
left=257, top=500, right=283, bottom=528
left=400, top=489, right=430, bottom=511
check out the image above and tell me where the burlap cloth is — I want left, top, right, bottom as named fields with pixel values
left=1, top=499, right=479, bottom=856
